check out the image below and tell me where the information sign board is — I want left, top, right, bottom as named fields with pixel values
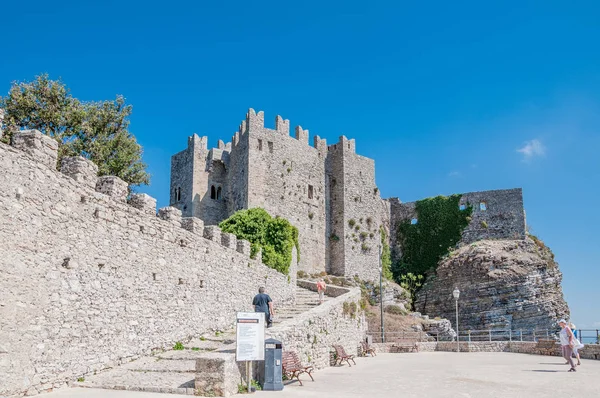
left=236, top=312, right=265, bottom=361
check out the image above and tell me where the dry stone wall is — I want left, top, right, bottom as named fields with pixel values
left=389, top=188, right=526, bottom=263
left=266, top=284, right=367, bottom=370
left=0, top=136, right=296, bottom=397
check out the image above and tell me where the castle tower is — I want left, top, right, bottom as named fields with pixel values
left=326, top=136, right=385, bottom=280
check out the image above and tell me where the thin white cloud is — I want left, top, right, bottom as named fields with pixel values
left=517, top=139, right=546, bottom=161
left=448, top=171, right=462, bottom=178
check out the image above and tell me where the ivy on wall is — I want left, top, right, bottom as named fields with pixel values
left=219, top=208, right=300, bottom=275
left=394, top=194, right=472, bottom=278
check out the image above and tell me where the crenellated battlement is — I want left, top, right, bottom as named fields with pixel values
left=328, top=135, right=356, bottom=154
left=188, top=133, right=208, bottom=151
left=295, top=126, right=309, bottom=144
left=275, top=115, right=290, bottom=136
left=0, top=131, right=272, bottom=266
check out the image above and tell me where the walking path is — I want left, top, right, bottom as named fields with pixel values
left=49, top=352, right=600, bottom=398
left=72, top=286, right=325, bottom=395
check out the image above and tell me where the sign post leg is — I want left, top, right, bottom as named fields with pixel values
left=247, top=360, right=252, bottom=393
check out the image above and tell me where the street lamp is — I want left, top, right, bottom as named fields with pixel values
left=378, top=244, right=384, bottom=343
left=453, top=288, right=460, bottom=352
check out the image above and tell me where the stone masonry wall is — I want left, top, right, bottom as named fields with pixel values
left=0, top=139, right=296, bottom=397
left=244, top=110, right=327, bottom=274
left=389, top=188, right=526, bottom=261
left=266, top=284, right=367, bottom=369
left=326, top=136, right=387, bottom=281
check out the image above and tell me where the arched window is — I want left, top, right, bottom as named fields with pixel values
left=217, top=186, right=222, bottom=200
left=210, top=185, right=216, bottom=200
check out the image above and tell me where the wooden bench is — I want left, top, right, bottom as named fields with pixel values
left=536, top=339, right=558, bottom=356
left=333, top=344, right=356, bottom=367
left=391, top=338, right=419, bottom=353
left=361, top=341, right=376, bottom=357
left=282, top=351, right=314, bottom=386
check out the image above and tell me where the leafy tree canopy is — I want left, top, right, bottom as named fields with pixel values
left=219, top=208, right=299, bottom=275
left=0, top=74, right=149, bottom=187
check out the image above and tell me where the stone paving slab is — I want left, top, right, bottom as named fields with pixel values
left=73, top=367, right=195, bottom=395
left=47, top=352, right=600, bottom=398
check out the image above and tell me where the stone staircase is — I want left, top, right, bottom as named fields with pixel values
left=73, top=286, right=325, bottom=395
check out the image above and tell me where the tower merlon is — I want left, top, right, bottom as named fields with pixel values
left=275, top=115, right=290, bottom=136
left=313, top=135, right=327, bottom=152
left=246, top=108, right=265, bottom=132
left=295, top=126, right=309, bottom=144
left=188, top=134, right=208, bottom=151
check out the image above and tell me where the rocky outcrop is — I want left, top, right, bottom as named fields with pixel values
left=414, top=238, right=569, bottom=332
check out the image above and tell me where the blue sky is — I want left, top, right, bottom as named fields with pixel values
left=2, top=1, right=598, bottom=330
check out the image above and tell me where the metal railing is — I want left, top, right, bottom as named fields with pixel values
left=577, top=329, right=600, bottom=345
left=367, top=329, right=566, bottom=344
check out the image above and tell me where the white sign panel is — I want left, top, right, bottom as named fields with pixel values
left=236, top=312, right=265, bottom=361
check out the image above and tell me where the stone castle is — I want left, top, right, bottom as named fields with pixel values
left=169, top=108, right=528, bottom=280
left=0, top=109, right=568, bottom=397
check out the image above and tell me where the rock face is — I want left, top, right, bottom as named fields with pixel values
left=414, top=238, right=569, bottom=332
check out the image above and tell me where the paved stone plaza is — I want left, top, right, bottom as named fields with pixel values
left=43, top=352, right=599, bottom=398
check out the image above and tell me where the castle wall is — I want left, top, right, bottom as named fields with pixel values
left=327, top=136, right=385, bottom=281
left=389, top=188, right=527, bottom=259
left=170, top=134, right=209, bottom=218
left=244, top=110, right=327, bottom=274
left=0, top=139, right=296, bottom=397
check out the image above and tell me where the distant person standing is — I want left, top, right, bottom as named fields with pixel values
left=558, top=319, right=577, bottom=372
left=253, top=287, right=274, bottom=328
left=317, top=278, right=327, bottom=304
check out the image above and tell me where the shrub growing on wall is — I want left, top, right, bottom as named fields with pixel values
left=394, top=194, right=472, bottom=278
left=219, top=208, right=299, bottom=275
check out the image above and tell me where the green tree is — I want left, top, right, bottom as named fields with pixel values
left=1, top=74, right=149, bottom=187
left=219, top=208, right=299, bottom=275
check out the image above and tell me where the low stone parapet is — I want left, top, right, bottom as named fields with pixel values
left=96, top=176, right=128, bottom=202
left=236, top=239, right=251, bottom=256
left=12, top=129, right=58, bottom=170
left=128, top=193, right=157, bottom=215
left=370, top=340, right=600, bottom=360
left=221, top=233, right=237, bottom=249
left=60, top=156, right=98, bottom=189
left=296, top=279, right=348, bottom=298
left=195, top=353, right=243, bottom=397
left=203, top=225, right=221, bottom=243
left=182, top=217, right=204, bottom=235
left=158, top=206, right=182, bottom=226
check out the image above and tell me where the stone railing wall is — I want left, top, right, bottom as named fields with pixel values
left=0, top=132, right=297, bottom=397
left=266, top=286, right=366, bottom=369
left=194, top=285, right=367, bottom=396
left=296, top=279, right=349, bottom=298
left=371, top=341, right=600, bottom=360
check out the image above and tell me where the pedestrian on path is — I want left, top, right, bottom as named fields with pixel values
left=253, top=287, right=275, bottom=328
left=558, top=319, right=577, bottom=372
left=317, top=278, right=327, bottom=304
left=569, top=322, right=583, bottom=366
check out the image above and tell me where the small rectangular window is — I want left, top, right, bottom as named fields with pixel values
left=268, top=141, right=273, bottom=153
left=258, top=139, right=263, bottom=151
left=308, top=185, right=314, bottom=199
left=480, top=202, right=487, bottom=211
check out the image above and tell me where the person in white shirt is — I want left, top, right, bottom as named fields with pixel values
left=558, top=319, right=577, bottom=372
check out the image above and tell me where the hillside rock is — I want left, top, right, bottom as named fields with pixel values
left=414, top=237, right=569, bottom=332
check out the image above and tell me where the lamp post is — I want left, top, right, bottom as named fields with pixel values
left=379, top=243, right=384, bottom=343
left=453, top=288, right=460, bottom=353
